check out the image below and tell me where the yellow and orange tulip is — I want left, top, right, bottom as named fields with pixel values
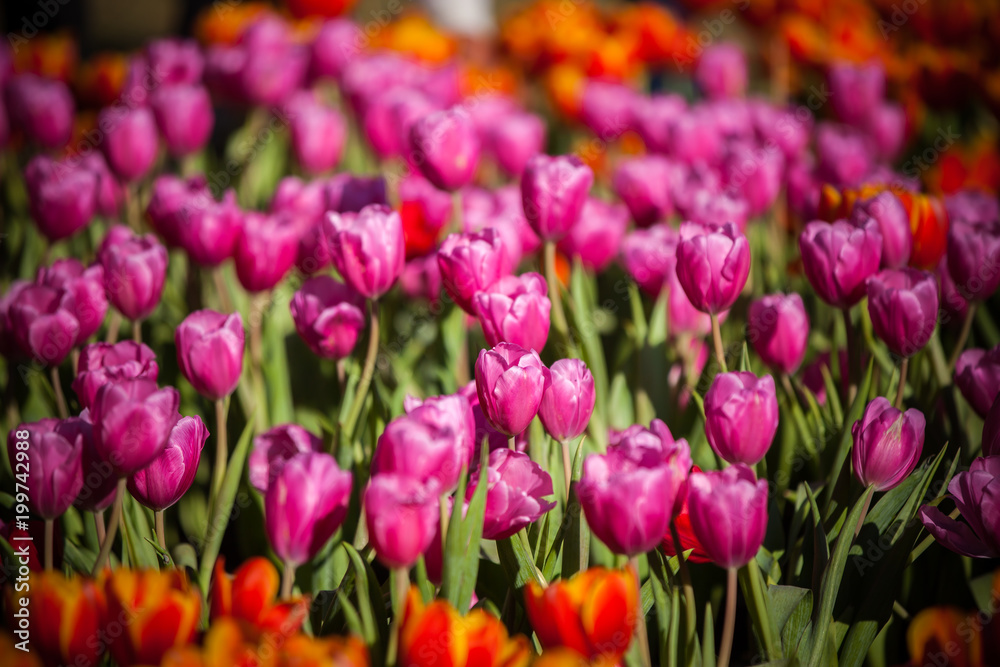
left=28, top=571, right=106, bottom=667
left=210, top=557, right=309, bottom=641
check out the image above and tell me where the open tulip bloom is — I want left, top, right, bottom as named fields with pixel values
left=4, top=15, right=1000, bottom=667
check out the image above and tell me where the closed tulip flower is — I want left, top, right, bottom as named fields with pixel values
left=286, top=91, right=346, bottom=174
left=265, top=451, right=352, bottom=567
left=687, top=464, right=768, bottom=568
left=249, top=424, right=324, bottom=493
left=704, top=372, right=779, bottom=466
left=25, top=156, right=99, bottom=242
left=236, top=17, right=308, bottom=107
left=633, top=93, right=687, bottom=154
left=73, top=341, right=159, bottom=410
left=866, top=268, right=939, bottom=357
left=467, top=448, right=556, bottom=541
left=683, top=188, right=751, bottom=232
left=8, top=285, right=81, bottom=365
left=128, top=415, right=208, bottom=511
left=984, top=396, right=1000, bottom=457
left=22, top=572, right=105, bottom=667
left=325, top=205, right=405, bottom=300
left=146, top=37, right=203, bottom=85
left=475, top=272, right=551, bottom=351
left=234, top=212, right=300, bottom=293
left=363, top=87, right=435, bottom=160
left=146, top=175, right=210, bottom=248
left=865, top=102, right=906, bottom=160
left=150, top=84, right=214, bottom=157
left=79, top=152, right=124, bottom=217
left=209, top=557, right=309, bottom=634
left=290, top=276, right=366, bottom=359
left=829, top=61, right=885, bottom=126
left=409, top=106, right=480, bottom=192
left=365, top=474, right=441, bottom=569
left=621, top=224, right=680, bottom=296
left=521, top=154, right=594, bottom=241
left=799, top=219, right=883, bottom=308
left=676, top=223, right=751, bottom=314
left=98, top=226, right=168, bottom=321
left=4, top=74, right=74, bottom=148
left=695, top=44, right=747, bottom=100
left=475, top=343, right=547, bottom=437
left=724, top=143, right=784, bottom=217
left=310, top=19, right=361, bottom=80
left=98, top=106, right=159, bottom=182
left=538, top=358, right=595, bottom=443
left=490, top=111, right=546, bottom=178
left=851, top=191, right=912, bottom=269
left=671, top=110, right=725, bottom=166
left=180, top=190, right=243, bottom=268
left=37, top=259, right=108, bottom=346
left=0, top=280, right=29, bottom=359
left=558, top=197, right=628, bottom=272
left=852, top=397, right=925, bottom=491
left=91, top=378, right=180, bottom=476
left=919, top=456, right=1000, bottom=559
left=946, top=221, right=1000, bottom=303
left=955, top=346, right=1000, bottom=417
left=176, top=310, right=245, bottom=401
left=748, top=293, right=809, bottom=374
left=438, top=229, right=510, bottom=314
left=7, top=419, right=85, bottom=519
left=613, top=156, right=677, bottom=227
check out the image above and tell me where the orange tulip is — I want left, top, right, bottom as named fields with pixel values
left=274, top=634, right=369, bottom=666
left=74, top=52, right=128, bottom=108
left=194, top=2, right=271, bottom=45
left=22, top=571, right=107, bottom=667
left=897, top=191, right=949, bottom=270
left=210, top=558, right=309, bottom=641
left=399, top=587, right=531, bottom=667
left=0, top=632, right=42, bottom=667
left=545, top=63, right=587, bottom=121
left=160, top=619, right=260, bottom=667
left=103, top=569, right=201, bottom=666
left=12, top=31, right=77, bottom=82
left=907, top=607, right=982, bottom=667
left=371, top=14, right=456, bottom=65
left=525, top=567, right=638, bottom=666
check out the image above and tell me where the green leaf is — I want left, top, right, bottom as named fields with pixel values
left=497, top=532, right=546, bottom=593
left=739, top=342, right=751, bottom=373
left=441, top=441, right=489, bottom=611
left=344, top=542, right=385, bottom=655
left=628, top=282, right=649, bottom=343
left=818, top=364, right=844, bottom=427
left=569, top=256, right=609, bottom=449
left=702, top=601, right=716, bottom=667
left=822, top=358, right=875, bottom=513
left=562, top=439, right=589, bottom=578
left=122, top=495, right=159, bottom=569
left=769, top=586, right=813, bottom=658
left=740, top=561, right=780, bottom=661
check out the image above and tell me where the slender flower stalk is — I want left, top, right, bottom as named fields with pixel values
left=155, top=510, right=166, bottom=551
left=544, top=241, right=571, bottom=343
left=44, top=518, right=54, bottom=571
left=342, top=301, right=379, bottom=443
left=628, top=556, right=652, bottom=667
left=671, top=521, right=698, bottom=657
left=91, top=478, right=127, bottom=576
left=710, top=312, right=727, bottom=372
left=50, top=367, right=68, bottom=419
left=211, top=398, right=228, bottom=511
left=718, top=567, right=738, bottom=667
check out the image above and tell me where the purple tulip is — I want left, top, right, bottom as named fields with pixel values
left=611, top=419, right=691, bottom=466
left=632, top=93, right=686, bottom=154
left=7, top=285, right=81, bottom=365
left=290, top=276, right=366, bottom=360
left=704, top=372, right=779, bottom=466
left=490, top=111, right=546, bottom=178
left=537, top=358, right=595, bottom=443
left=265, top=451, right=352, bottom=567
left=815, top=123, right=873, bottom=188
left=799, top=219, right=883, bottom=308
left=937, top=255, right=969, bottom=321
left=865, top=102, right=906, bottom=160
left=687, top=464, right=768, bottom=568
left=73, top=342, right=159, bottom=410
left=919, top=455, right=1000, bottom=559
left=91, top=378, right=180, bottom=476
left=150, top=84, right=214, bottom=157
left=983, top=396, right=1000, bottom=458
left=410, top=106, right=480, bottom=192
left=128, top=415, right=208, bottom=511
left=461, top=188, right=532, bottom=269
left=7, top=419, right=85, bottom=519
left=620, top=224, right=679, bottom=296
left=613, top=156, right=678, bottom=227
left=76, top=153, right=122, bottom=219
left=751, top=102, right=811, bottom=160
left=851, top=191, right=912, bottom=269
left=286, top=91, right=346, bottom=175
left=946, top=221, right=1000, bottom=303
left=325, top=205, right=405, bottom=300
left=748, top=293, right=809, bottom=374
left=521, top=154, right=593, bottom=242
left=234, top=212, right=300, bottom=293
left=468, top=448, right=556, bottom=541
left=4, top=74, right=73, bottom=149
left=945, top=190, right=999, bottom=227
left=98, top=226, right=168, bottom=321
left=147, top=175, right=210, bottom=248
left=25, top=156, right=99, bottom=242
left=580, top=80, right=637, bottom=140
left=98, top=106, right=159, bottom=182
left=675, top=223, right=751, bottom=315
left=955, top=346, right=1000, bottom=417
left=0, top=281, right=30, bottom=360
left=557, top=197, right=627, bottom=272
left=237, top=17, right=308, bottom=107
left=249, top=424, right=324, bottom=493
left=475, top=272, right=551, bottom=352
left=829, top=61, right=885, bottom=126
left=175, top=310, right=245, bottom=401
left=437, top=229, right=510, bottom=314
left=37, top=259, right=108, bottom=346
left=365, top=474, right=441, bottom=569
left=851, top=397, right=925, bottom=491
left=723, top=143, right=784, bottom=217
left=866, top=268, right=939, bottom=358
left=309, top=19, right=362, bottom=81
left=450, top=382, right=516, bottom=454
left=475, top=343, right=546, bottom=437
left=667, top=271, right=716, bottom=337
left=178, top=189, right=243, bottom=268
left=695, top=44, right=747, bottom=100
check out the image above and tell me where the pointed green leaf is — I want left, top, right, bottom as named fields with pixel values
left=822, top=358, right=875, bottom=512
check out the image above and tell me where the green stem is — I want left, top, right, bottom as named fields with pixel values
left=628, top=556, right=652, bottom=667
left=44, top=518, right=54, bottom=571
left=386, top=567, right=409, bottom=666
left=843, top=307, right=859, bottom=402
left=91, top=478, right=127, bottom=576
left=894, top=358, right=908, bottom=410
left=342, top=300, right=380, bottom=443
left=560, top=439, right=572, bottom=502
left=210, top=398, right=229, bottom=514
left=50, top=366, right=68, bottom=419
left=544, top=241, right=571, bottom=343
left=947, top=303, right=977, bottom=371
left=710, top=312, right=728, bottom=372
left=671, top=522, right=698, bottom=660
left=281, top=560, right=295, bottom=599
left=718, top=567, right=738, bottom=667
left=155, top=510, right=166, bottom=551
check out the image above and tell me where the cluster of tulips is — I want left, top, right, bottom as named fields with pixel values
left=2, top=2, right=1000, bottom=666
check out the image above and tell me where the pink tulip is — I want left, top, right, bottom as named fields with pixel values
left=475, top=343, right=546, bottom=437
left=73, top=342, right=159, bottom=410
left=475, top=272, right=551, bottom=352
left=175, top=310, right=245, bottom=401
left=687, top=464, right=768, bottom=568
left=365, top=474, right=440, bottom=569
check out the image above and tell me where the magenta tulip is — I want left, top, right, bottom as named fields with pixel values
left=946, top=221, right=1000, bottom=303
left=558, top=197, right=628, bottom=272
left=409, top=106, right=480, bottom=192
left=538, top=358, right=595, bottom=443
left=955, top=346, right=1000, bottom=417
left=866, top=268, right=939, bottom=358
left=475, top=272, right=551, bottom=352
left=146, top=37, right=203, bottom=85
left=632, top=93, right=686, bottom=154
left=919, top=455, right=1000, bottom=559
left=234, top=212, right=300, bottom=293
left=237, top=17, right=308, bottom=107
left=249, top=424, right=324, bottom=493
left=400, top=253, right=443, bottom=303
left=365, top=474, right=441, bottom=569
left=490, top=111, right=546, bottom=178
left=310, top=19, right=362, bottom=81
left=286, top=91, right=346, bottom=174
left=865, top=102, right=906, bottom=160
left=815, top=123, right=873, bottom=188
left=687, top=464, right=768, bottom=568
left=851, top=191, right=912, bottom=269
left=91, top=378, right=180, bottom=476
left=7, top=285, right=81, bottom=365
left=98, top=106, right=159, bottom=182
left=613, top=156, right=678, bottom=227
left=468, top=448, right=556, bottom=541
left=521, top=154, right=593, bottom=242
left=128, top=415, right=208, bottom=511
left=150, top=84, right=214, bottom=157
left=37, top=259, right=108, bottom=346
left=852, top=397, right=925, bottom=491
left=0, top=281, right=30, bottom=359
left=475, top=343, right=546, bottom=437
left=175, top=310, right=245, bottom=401
left=98, top=226, right=168, bottom=322
left=695, top=44, right=747, bottom=100
left=747, top=293, right=809, bottom=375
left=829, top=61, right=885, bottom=126
left=73, top=342, right=159, bottom=410
left=4, top=74, right=73, bottom=149
left=25, top=156, right=99, bottom=242
left=620, top=224, right=680, bottom=296
left=146, top=175, right=210, bottom=248
left=704, top=372, right=779, bottom=466
left=179, top=189, right=244, bottom=268
left=723, top=143, right=784, bottom=217
left=799, top=219, right=883, bottom=308
left=363, top=87, right=435, bottom=160
left=73, top=410, right=119, bottom=513
left=676, top=223, right=751, bottom=314
left=437, top=229, right=510, bottom=315
left=290, top=277, right=366, bottom=360
left=7, top=419, right=85, bottom=519
left=325, top=205, right=405, bottom=300
left=580, top=80, right=637, bottom=139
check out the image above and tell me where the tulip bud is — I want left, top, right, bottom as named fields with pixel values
left=234, top=212, right=300, bottom=293
left=73, top=341, right=159, bottom=410
left=147, top=175, right=209, bottom=248
left=671, top=110, right=724, bottom=166
left=437, top=229, right=510, bottom=314
left=128, top=415, right=208, bottom=511
left=490, top=111, right=546, bottom=178
left=613, top=156, right=678, bottom=227
left=7, top=285, right=81, bottom=365
left=409, top=106, right=480, bottom=192
left=866, top=268, right=939, bottom=358
left=557, top=197, right=628, bottom=272
left=37, top=259, right=108, bottom=346
left=146, top=37, right=203, bottom=84
left=249, top=424, right=324, bottom=493
left=91, top=378, right=180, bottom=476
left=521, top=154, right=593, bottom=242
left=98, top=226, right=168, bottom=321
left=310, top=19, right=362, bottom=81
left=747, top=293, right=809, bottom=374
left=265, top=451, right=352, bottom=567
left=852, top=397, right=925, bottom=491
left=150, top=84, right=214, bottom=157
left=799, top=219, right=883, bottom=308
left=632, top=93, right=687, bottom=154
left=181, top=189, right=244, bottom=268
left=538, top=358, right=595, bottom=442
left=7, top=419, right=85, bottom=519
left=675, top=223, right=751, bottom=314
left=176, top=310, right=245, bottom=401
left=829, top=61, right=885, bottom=126
left=362, top=87, right=433, bottom=160
left=687, top=464, right=768, bottom=568
left=286, top=91, right=347, bottom=174
left=475, top=272, right=551, bottom=352
left=0, top=281, right=29, bottom=359
left=955, top=346, right=1000, bottom=417
left=25, top=156, right=99, bottom=242
left=851, top=191, right=912, bottom=269
left=365, top=474, right=440, bottom=569
left=99, top=106, right=159, bottom=182
left=290, top=276, right=366, bottom=360
left=467, top=448, right=556, bottom=540
left=475, top=343, right=546, bottom=437
left=946, top=221, right=1000, bottom=303
left=704, top=372, right=779, bottom=466
left=4, top=73, right=74, bottom=149
left=695, top=44, right=747, bottom=100
left=984, top=396, right=1000, bottom=458
left=325, top=205, right=405, bottom=300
